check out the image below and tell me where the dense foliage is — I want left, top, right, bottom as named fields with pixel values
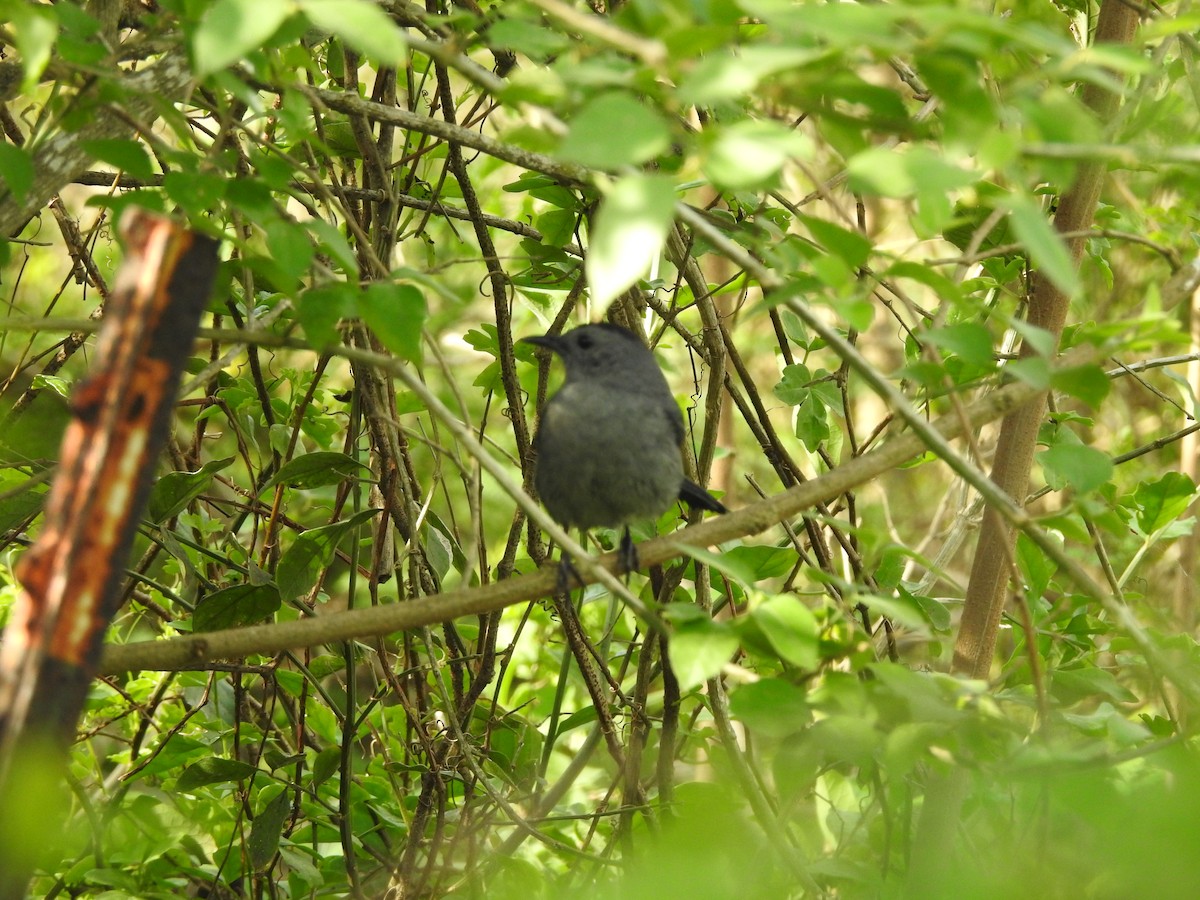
left=2, top=0, right=1200, bottom=896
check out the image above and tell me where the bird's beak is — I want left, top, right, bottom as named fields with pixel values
left=520, top=333, right=565, bottom=355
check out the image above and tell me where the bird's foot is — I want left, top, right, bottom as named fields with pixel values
left=618, top=528, right=640, bottom=576
left=555, top=552, right=583, bottom=594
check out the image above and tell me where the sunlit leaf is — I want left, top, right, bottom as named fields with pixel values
left=585, top=174, right=676, bottom=316
left=558, top=92, right=672, bottom=169
left=300, top=0, right=407, bottom=65
left=192, top=0, right=290, bottom=78
left=668, top=620, right=738, bottom=692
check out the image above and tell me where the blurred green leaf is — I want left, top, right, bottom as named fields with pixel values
left=192, top=0, right=289, bottom=77
left=1006, top=193, right=1081, bottom=300
left=1038, top=443, right=1113, bottom=494
left=2, top=0, right=57, bottom=89
left=925, top=322, right=995, bottom=369
left=729, top=678, right=812, bottom=737
left=298, top=283, right=358, bottom=349
left=81, top=139, right=154, bottom=180
left=1051, top=363, right=1111, bottom=408
left=558, top=92, right=672, bottom=169
left=586, top=173, right=676, bottom=315
left=300, top=0, right=408, bottom=66
left=0, top=143, right=34, bottom=202
left=704, top=119, right=811, bottom=190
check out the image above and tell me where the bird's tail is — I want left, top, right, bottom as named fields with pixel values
left=679, top=479, right=727, bottom=514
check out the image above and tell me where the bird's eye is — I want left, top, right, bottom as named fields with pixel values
left=577, top=333, right=594, bottom=349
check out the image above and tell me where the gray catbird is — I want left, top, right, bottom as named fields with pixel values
left=522, top=323, right=726, bottom=581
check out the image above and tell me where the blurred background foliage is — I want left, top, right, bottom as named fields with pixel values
left=2, top=0, right=1200, bottom=896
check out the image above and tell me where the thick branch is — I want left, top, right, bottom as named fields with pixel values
left=0, top=48, right=194, bottom=236
left=951, top=0, right=1141, bottom=679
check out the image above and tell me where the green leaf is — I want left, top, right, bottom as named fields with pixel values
left=1005, top=193, right=1081, bottom=300
left=81, top=139, right=155, bottom=180
left=1008, top=320, right=1057, bottom=358
left=487, top=16, right=571, bottom=58
left=680, top=45, right=825, bottom=105
left=668, top=620, right=739, bottom=692
left=1052, top=666, right=1138, bottom=705
left=672, top=543, right=765, bottom=589
left=886, top=260, right=964, bottom=304
left=1051, top=363, right=1111, bottom=408
left=705, top=119, right=811, bottom=190
left=263, top=219, right=316, bottom=291
left=300, top=0, right=407, bottom=65
left=133, top=736, right=209, bottom=778
left=806, top=715, right=881, bottom=767
left=297, top=283, right=358, bottom=349
left=558, top=92, right=672, bottom=169
left=750, top=595, right=818, bottom=669
left=2, top=1, right=58, bottom=90
left=712, top=546, right=798, bottom=582
left=858, top=592, right=934, bottom=633
left=773, top=364, right=811, bottom=406
left=799, top=215, right=872, bottom=270
left=1037, top=444, right=1112, bottom=494
left=148, top=457, right=235, bottom=523
left=249, top=789, right=290, bottom=870
left=846, top=146, right=914, bottom=198
left=0, top=476, right=45, bottom=534
left=277, top=508, right=380, bottom=602
left=310, top=747, right=342, bottom=789
left=177, top=757, right=259, bottom=792
left=192, top=0, right=290, bottom=78
left=1005, top=355, right=1051, bottom=389
left=925, top=322, right=995, bottom=368
left=1135, top=472, right=1198, bottom=535
left=0, top=143, right=34, bottom=203
left=194, top=583, right=282, bottom=632
left=903, top=588, right=952, bottom=632
left=163, top=171, right=228, bottom=215
left=729, top=679, right=812, bottom=737
left=585, top=173, right=676, bottom=316
left=1016, top=532, right=1058, bottom=600
left=266, top=452, right=371, bottom=490
left=359, top=283, right=427, bottom=362
left=536, top=208, right=577, bottom=247
left=306, top=219, right=358, bottom=276
left=794, top=393, right=830, bottom=451
left=30, top=374, right=70, bottom=398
